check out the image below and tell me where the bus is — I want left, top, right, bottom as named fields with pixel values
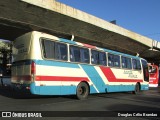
left=149, top=64, right=159, bottom=87
left=11, top=31, right=149, bottom=100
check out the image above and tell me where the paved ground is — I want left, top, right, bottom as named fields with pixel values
left=0, top=84, right=159, bottom=120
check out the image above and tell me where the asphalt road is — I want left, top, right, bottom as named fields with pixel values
left=0, top=85, right=160, bottom=120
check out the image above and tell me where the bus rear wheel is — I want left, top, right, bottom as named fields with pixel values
left=76, top=82, right=89, bottom=100
left=132, top=83, right=140, bottom=94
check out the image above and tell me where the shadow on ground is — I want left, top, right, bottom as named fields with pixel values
left=0, top=86, right=77, bottom=100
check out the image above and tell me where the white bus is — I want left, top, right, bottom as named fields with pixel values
left=11, top=31, right=149, bottom=100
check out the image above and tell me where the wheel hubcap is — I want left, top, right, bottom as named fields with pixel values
left=79, top=87, right=85, bottom=95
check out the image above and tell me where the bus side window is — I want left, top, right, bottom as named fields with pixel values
left=70, top=46, right=80, bottom=62
left=151, top=67, right=157, bottom=73
left=99, top=52, right=107, bottom=66
left=141, top=59, right=149, bottom=82
left=91, top=50, right=99, bottom=64
left=132, top=59, right=137, bottom=69
left=108, top=54, right=114, bottom=67
left=42, top=39, right=55, bottom=59
left=136, top=60, right=141, bottom=70
left=122, top=56, right=132, bottom=69
left=126, top=58, right=132, bottom=69
left=55, top=43, right=68, bottom=61
left=122, top=56, right=127, bottom=68
left=108, top=53, right=120, bottom=68
left=132, top=59, right=141, bottom=70
left=80, top=48, right=89, bottom=63
left=114, top=55, right=120, bottom=67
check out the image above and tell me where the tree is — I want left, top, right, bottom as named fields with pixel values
left=0, top=40, right=12, bottom=76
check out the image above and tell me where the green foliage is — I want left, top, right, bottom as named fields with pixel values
left=0, top=40, right=10, bottom=51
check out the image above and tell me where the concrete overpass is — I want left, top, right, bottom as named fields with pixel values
left=0, top=0, right=160, bottom=63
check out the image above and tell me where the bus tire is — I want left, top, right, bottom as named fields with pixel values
left=76, top=82, right=89, bottom=100
left=132, top=83, right=140, bottom=94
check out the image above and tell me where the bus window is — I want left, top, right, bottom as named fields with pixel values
left=42, top=39, right=55, bottom=59
left=132, top=59, right=141, bottom=70
left=149, top=66, right=157, bottom=73
left=149, top=66, right=152, bottom=73
left=126, top=58, right=132, bottom=69
left=91, top=50, right=106, bottom=66
left=137, top=60, right=141, bottom=70
left=70, top=46, right=90, bottom=63
left=132, top=59, right=136, bottom=69
left=99, top=52, right=107, bottom=66
left=122, top=56, right=132, bottom=69
left=114, top=55, right=120, bottom=67
left=108, top=54, right=114, bottom=67
left=142, top=60, right=149, bottom=82
left=55, top=43, right=68, bottom=61
left=108, top=54, right=120, bottom=68
left=148, top=64, right=159, bottom=87
left=91, top=50, right=99, bottom=64
left=70, top=46, right=80, bottom=62
left=80, top=48, right=89, bottom=63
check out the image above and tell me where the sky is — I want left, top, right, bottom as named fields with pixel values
left=58, top=0, right=160, bottom=41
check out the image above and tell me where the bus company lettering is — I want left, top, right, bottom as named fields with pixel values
left=123, top=70, right=138, bottom=78
left=19, top=48, right=27, bottom=54
left=16, top=44, right=24, bottom=49
left=15, top=43, right=27, bottom=54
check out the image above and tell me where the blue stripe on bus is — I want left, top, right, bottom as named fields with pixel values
left=13, top=59, right=80, bottom=69
left=106, top=85, right=135, bottom=92
left=90, top=86, right=99, bottom=93
left=106, top=84, right=149, bottom=92
left=59, top=38, right=77, bottom=45
left=34, top=60, right=80, bottom=68
left=30, top=83, right=149, bottom=95
left=141, top=84, right=149, bottom=90
left=80, top=65, right=106, bottom=93
left=30, top=82, right=76, bottom=95
left=15, top=82, right=148, bottom=96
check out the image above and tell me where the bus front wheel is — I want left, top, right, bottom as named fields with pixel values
left=132, top=83, right=140, bottom=94
left=76, top=82, right=89, bottom=100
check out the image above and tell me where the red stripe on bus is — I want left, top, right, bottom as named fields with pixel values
left=83, top=44, right=96, bottom=49
left=35, top=76, right=90, bottom=82
left=100, top=66, right=143, bottom=82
